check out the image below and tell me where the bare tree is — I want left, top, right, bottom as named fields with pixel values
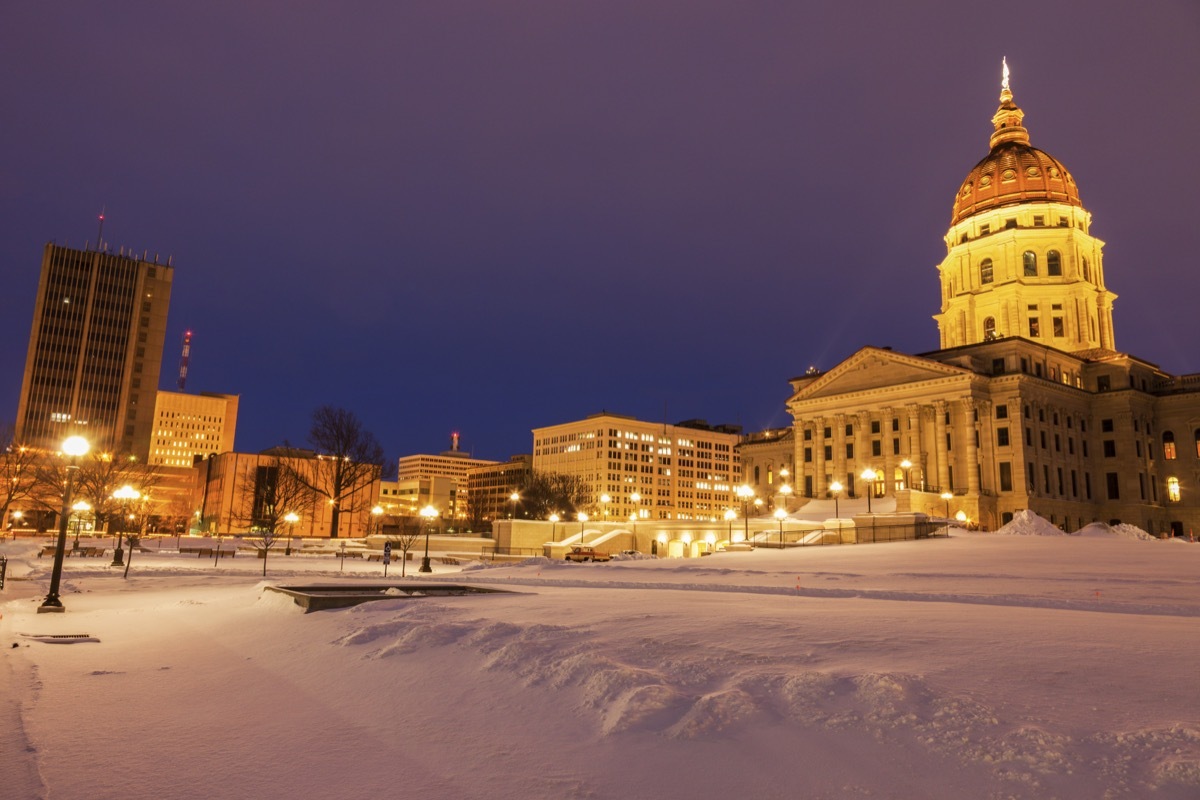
left=0, top=423, right=40, bottom=535
left=286, top=406, right=385, bottom=538
left=232, top=457, right=315, bottom=535
left=389, top=517, right=423, bottom=577
left=518, top=471, right=590, bottom=519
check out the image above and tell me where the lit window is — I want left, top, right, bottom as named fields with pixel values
left=979, top=258, right=993, bottom=285
left=983, top=317, right=997, bottom=340
left=1023, top=251, right=1038, bottom=276
left=1047, top=250, right=1062, bottom=276
left=1167, top=477, right=1181, bottom=503
left=1163, top=431, right=1176, bottom=460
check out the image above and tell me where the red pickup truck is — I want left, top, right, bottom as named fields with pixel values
left=564, top=546, right=611, bottom=563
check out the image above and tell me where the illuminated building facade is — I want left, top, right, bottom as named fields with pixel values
left=532, top=412, right=741, bottom=520
left=15, top=243, right=172, bottom=457
left=396, top=434, right=497, bottom=520
left=783, top=66, right=1200, bottom=536
left=148, top=390, right=239, bottom=467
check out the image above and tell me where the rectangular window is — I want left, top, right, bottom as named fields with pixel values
left=997, top=427, right=1010, bottom=447
left=992, top=358, right=1005, bottom=374
left=1057, top=468, right=1064, bottom=495
left=1167, top=477, right=1181, bottom=502
left=1033, top=215, right=1044, bottom=226
left=892, top=438, right=900, bottom=455
left=1043, top=465, right=1050, bottom=492
left=1138, top=473, right=1146, bottom=500
left=1106, top=472, right=1120, bottom=500
left=1053, top=317, right=1065, bottom=337
left=845, top=424, right=853, bottom=436
left=1103, top=440, right=1116, bottom=458
left=871, top=440, right=881, bottom=457
left=891, top=419, right=900, bottom=432
left=845, top=443, right=854, bottom=459
left=871, top=421, right=881, bottom=434
left=1102, top=419, right=1114, bottom=432
left=804, top=447, right=813, bottom=463
left=1027, top=462, right=1037, bottom=491
left=1071, top=470, right=1078, bottom=498
left=823, top=427, right=832, bottom=439
left=824, top=445, right=832, bottom=461
left=1040, top=431, right=1047, bottom=449
left=1085, top=472, right=1092, bottom=499
left=996, top=404, right=1008, bottom=419
left=999, top=462, right=1013, bottom=492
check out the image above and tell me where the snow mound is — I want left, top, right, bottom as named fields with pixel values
left=994, top=510, right=1068, bottom=536
left=1077, top=522, right=1156, bottom=540
left=461, top=556, right=554, bottom=571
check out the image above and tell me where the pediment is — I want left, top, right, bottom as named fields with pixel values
left=792, top=347, right=968, bottom=402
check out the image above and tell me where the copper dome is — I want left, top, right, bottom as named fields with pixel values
left=951, top=78, right=1082, bottom=226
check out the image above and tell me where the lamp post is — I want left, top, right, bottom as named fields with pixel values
left=940, top=492, right=953, bottom=519
left=509, top=491, right=520, bottom=520
left=955, top=510, right=968, bottom=528
left=774, top=507, right=787, bottom=548
left=724, top=509, right=736, bottom=546
left=630, top=491, right=641, bottom=524
left=736, top=484, right=754, bottom=543
left=860, top=468, right=877, bottom=514
left=111, top=484, right=140, bottom=567
left=370, top=504, right=383, bottom=537
left=900, top=459, right=913, bottom=491
left=549, top=513, right=559, bottom=542
left=418, top=504, right=438, bottom=573
left=778, top=482, right=793, bottom=513
left=11, top=509, right=23, bottom=540
left=599, top=493, right=611, bottom=527
left=577, top=511, right=588, bottom=545
left=830, top=480, right=843, bottom=519
left=71, top=500, right=92, bottom=550
left=284, top=512, right=300, bottom=555
left=40, top=435, right=89, bottom=613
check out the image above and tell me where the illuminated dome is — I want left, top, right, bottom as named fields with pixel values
left=951, top=63, right=1082, bottom=225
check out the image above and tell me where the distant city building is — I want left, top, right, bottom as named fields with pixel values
left=781, top=68, right=1200, bottom=535
left=148, top=390, right=239, bottom=467
left=737, top=428, right=795, bottom=505
left=532, top=413, right=741, bottom=521
left=467, top=454, right=533, bottom=522
left=15, top=243, right=173, bottom=457
left=395, top=433, right=498, bottom=520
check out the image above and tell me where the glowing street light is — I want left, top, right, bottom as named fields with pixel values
left=736, top=484, right=754, bottom=543
left=418, top=505, right=438, bottom=573
left=860, top=468, right=878, bottom=514
left=940, top=491, right=953, bottom=519
left=71, top=500, right=92, bottom=549
left=285, top=511, right=301, bottom=555
left=723, top=508, right=736, bottom=545
left=600, top=494, right=611, bottom=526
left=774, top=507, right=787, bottom=548
left=577, top=511, right=588, bottom=545
left=110, top=484, right=141, bottom=567
left=830, top=480, right=843, bottom=520
left=778, top=482, right=793, bottom=512
left=509, top=491, right=520, bottom=520
left=11, top=509, right=23, bottom=539
left=40, top=435, right=89, bottom=613
left=900, top=459, right=913, bottom=490
left=548, top=513, right=559, bottom=541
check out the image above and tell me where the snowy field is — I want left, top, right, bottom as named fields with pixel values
left=2, top=517, right=1198, bottom=800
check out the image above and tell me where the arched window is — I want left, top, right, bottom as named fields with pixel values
left=979, top=258, right=994, bottom=285
left=983, top=317, right=996, bottom=340
left=1082, top=257, right=1090, bottom=282
left=1163, top=431, right=1176, bottom=460
left=1023, top=251, right=1038, bottom=276
left=1047, top=250, right=1062, bottom=276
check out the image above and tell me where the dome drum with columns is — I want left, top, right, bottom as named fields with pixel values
left=934, top=60, right=1116, bottom=355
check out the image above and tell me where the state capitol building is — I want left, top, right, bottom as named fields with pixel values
left=744, top=65, right=1200, bottom=536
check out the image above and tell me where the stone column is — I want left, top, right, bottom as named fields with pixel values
left=906, top=404, right=922, bottom=489
left=833, top=414, right=846, bottom=493
left=813, top=416, right=826, bottom=496
left=934, top=400, right=950, bottom=492
left=961, top=398, right=981, bottom=496
left=881, top=406, right=895, bottom=493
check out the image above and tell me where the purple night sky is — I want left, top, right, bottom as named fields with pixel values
left=3, top=2, right=1198, bottom=462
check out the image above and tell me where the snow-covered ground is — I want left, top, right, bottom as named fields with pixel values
left=2, top=521, right=1198, bottom=800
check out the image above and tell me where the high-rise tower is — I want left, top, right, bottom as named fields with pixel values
left=934, top=61, right=1117, bottom=351
left=14, top=243, right=173, bottom=457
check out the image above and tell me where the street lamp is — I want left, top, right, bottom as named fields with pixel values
left=830, top=480, right=843, bottom=519
left=860, top=468, right=878, bottom=514
left=774, top=507, right=787, bottom=548
left=735, top=484, right=754, bottom=543
left=111, top=484, right=140, bottom=567
left=955, top=510, right=968, bottom=527
left=599, top=494, right=611, bottom=526
left=577, top=511, right=588, bottom=545
left=370, top=504, right=383, bottom=536
left=71, top=500, right=92, bottom=549
left=549, top=513, right=559, bottom=541
left=778, top=482, right=793, bottom=512
left=509, top=491, right=520, bottom=520
left=900, top=459, right=913, bottom=490
left=40, top=435, right=89, bottom=613
left=11, top=509, right=23, bottom=539
left=940, top=492, right=953, bottom=519
left=724, top=508, right=736, bottom=546
left=285, top=512, right=300, bottom=555
left=418, top=504, right=438, bottom=573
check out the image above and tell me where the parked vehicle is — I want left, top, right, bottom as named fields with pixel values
left=564, top=546, right=611, bottom=563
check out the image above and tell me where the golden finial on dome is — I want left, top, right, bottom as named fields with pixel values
left=1002, top=57, right=1010, bottom=93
